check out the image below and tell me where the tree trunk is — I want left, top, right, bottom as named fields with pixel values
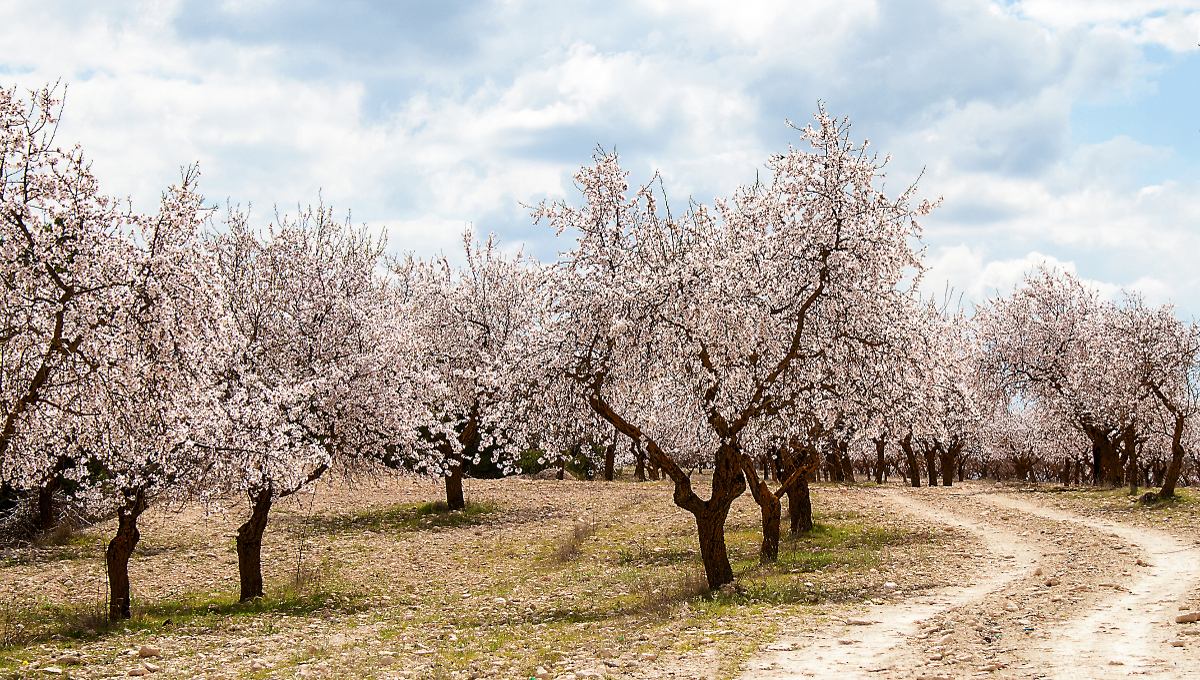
left=106, top=490, right=148, bottom=620
left=873, top=438, right=886, bottom=484
left=940, top=442, right=960, bottom=487
left=836, top=443, right=855, bottom=483
left=237, top=486, right=273, bottom=601
left=648, top=461, right=660, bottom=481
left=901, top=435, right=920, bottom=488
left=1119, top=426, right=1139, bottom=495
left=603, top=442, right=616, bottom=481
left=633, top=440, right=646, bottom=482
left=922, top=444, right=938, bottom=486
left=36, top=476, right=60, bottom=535
left=739, top=455, right=780, bottom=562
left=446, top=460, right=466, bottom=509
left=1161, top=414, right=1187, bottom=498
left=695, top=508, right=734, bottom=588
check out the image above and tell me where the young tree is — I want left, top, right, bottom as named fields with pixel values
left=207, top=204, right=442, bottom=601
left=537, top=110, right=930, bottom=588
left=393, top=234, right=548, bottom=509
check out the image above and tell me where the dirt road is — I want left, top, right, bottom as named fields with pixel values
left=740, top=484, right=1200, bottom=679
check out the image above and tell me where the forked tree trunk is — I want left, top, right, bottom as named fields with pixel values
left=237, top=486, right=273, bottom=601
left=901, top=436, right=920, bottom=488
left=1161, top=414, right=1187, bottom=498
left=106, top=490, right=148, bottom=620
left=836, top=443, right=855, bottom=483
left=940, top=442, right=960, bottom=487
left=603, top=442, right=616, bottom=481
left=739, top=455, right=780, bottom=562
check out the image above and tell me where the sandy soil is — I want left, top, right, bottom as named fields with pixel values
left=741, top=482, right=1200, bottom=679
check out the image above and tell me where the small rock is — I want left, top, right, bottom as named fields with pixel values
left=1044, top=578, right=1060, bottom=587
left=700, top=637, right=714, bottom=644
left=56, top=656, right=83, bottom=666
left=1171, top=639, right=1186, bottom=647
left=1005, top=602, right=1020, bottom=612
left=306, top=645, right=319, bottom=654
left=883, top=582, right=898, bottom=590
left=249, top=660, right=271, bottom=671
left=554, top=674, right=577, bottom=680
left=1032, top=567, right=1043, bottom=576
left=128, top=669, right=147, bottom=677
left=764, top=643, right=794, bottom=651
left=143, top=662, right=161, bottom=673
left=138, top=646, right=161, bottom=659
left=1176, top=613, right=1200, bottom=624
left=929, top=653, right=943, bottom=661
left=535, top=666, right=551, bottom=679
left=936, top=634, right=953, bottom=645
left=638, top=653, right=658, bottom=661
left=37, top=667, right=64, bottom=675
left=847, top=618, right=875, bottom=626
left=493, top=597, right=507, bottom=605
left=836, top=638, right=854, bottom=645
left=1108, top=660, right=1124, bottom=665
left=982, top=663, right=1006, bottom=671
left=244, top=645, right=262, bottom=655
left=378, top=656, right=396, bottom=666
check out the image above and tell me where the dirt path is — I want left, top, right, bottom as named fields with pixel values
left=739, top=484, right=1200, bottom=679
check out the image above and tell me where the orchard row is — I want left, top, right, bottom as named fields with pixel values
left=2, top=85, right=1195, bottom=620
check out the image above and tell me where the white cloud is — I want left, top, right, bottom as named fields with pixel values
left=3, top=0, right=1199, bottom=312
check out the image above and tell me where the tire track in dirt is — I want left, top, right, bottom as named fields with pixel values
left=739, top=486, right=1043, bottom=679
left=738, top=485, right=1200, bottom=679
left=982, top=493, right=1200, bottom=678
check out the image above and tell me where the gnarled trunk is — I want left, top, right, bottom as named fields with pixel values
left=940, top=441, right=960, bottom=487
left=922, top=443, right=938, bottom=486
left=1161, top=414, right=1187, bottom=498
left=603, top=442, right=616, bottom=481
left=106, top=490, right=148, bottom=620
left=739, top=454, right=780, bottom=562
left=237, top=486, right=273, bottom=601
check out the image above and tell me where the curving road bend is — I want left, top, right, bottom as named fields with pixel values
left=738, top=484, right=1200, bottom=679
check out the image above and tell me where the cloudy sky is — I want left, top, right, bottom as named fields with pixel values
left=3, top=0, right=1198, bottom=313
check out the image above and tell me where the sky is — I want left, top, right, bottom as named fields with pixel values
left=2, top=0, right=1199, bottom=314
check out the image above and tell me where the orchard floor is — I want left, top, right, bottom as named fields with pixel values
left=1, top=476, right=1198, bottom=680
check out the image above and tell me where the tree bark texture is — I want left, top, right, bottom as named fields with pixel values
left=1160, top=414, right=1187, bottom=498
left=603, top=442, right=616, bottom=481
left=237, top=486, right=273, bottom=601
left=739, top=455, right=780, bottom=562
left=106, top=490, right=148, bottom=620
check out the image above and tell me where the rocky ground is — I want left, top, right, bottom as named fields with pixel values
left=1, top=477, right=1197, bottom=680
left=742, top=482, right=1200, bottom=679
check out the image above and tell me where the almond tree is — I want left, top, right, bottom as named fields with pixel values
left=977, top=268, right=1144, bottom=487
left=70, top=169, right=224, bottom=620
left=393, top=233, right=548, bottom=509
left=1120, top=297, right=1200, bottom=498
left=206, top=204, right=444, bottom=601
left=0, top=84, right=137, bottom=481
left=537, top=110, right=930, bottom=588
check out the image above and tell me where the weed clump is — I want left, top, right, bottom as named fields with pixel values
left=553, top=521, right=595, bottom=563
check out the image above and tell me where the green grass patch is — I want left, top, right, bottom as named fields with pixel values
left=281, top=500, right=496, bottom=537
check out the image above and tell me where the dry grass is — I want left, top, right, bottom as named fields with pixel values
left=0, top=477, right=958, bottom=680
